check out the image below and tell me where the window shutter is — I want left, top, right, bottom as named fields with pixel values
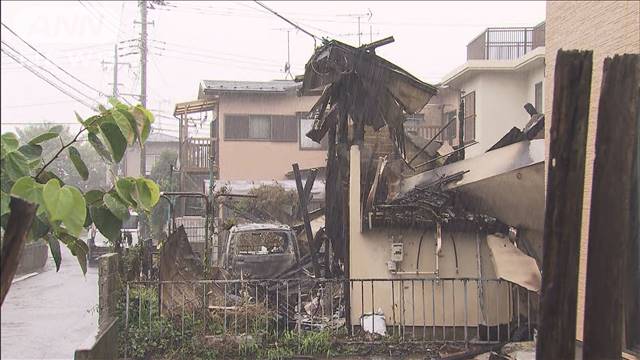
left=224, top=115, right=250, bottom=140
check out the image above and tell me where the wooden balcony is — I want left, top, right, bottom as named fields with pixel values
left=183, top=137, right=216, bottom=173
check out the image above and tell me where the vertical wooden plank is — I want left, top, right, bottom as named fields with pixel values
left=292, top=163, right=320, bottom=277
left=537, top=50, right=593, bottom=360
left=583, top=54, right=640, bottom=359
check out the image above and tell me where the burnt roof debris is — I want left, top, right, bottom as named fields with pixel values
left=487, top=102, right=545, bottom=152
left=299, top=38, right=438, bottom=159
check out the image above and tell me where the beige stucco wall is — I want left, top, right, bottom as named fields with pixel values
left=349, top=145, right=511, bottom=328
left=216, top=92, right=326, bottom=180
left=544, top=0, right=640, bottom=342
left=349, top=228, right=512, bottom=327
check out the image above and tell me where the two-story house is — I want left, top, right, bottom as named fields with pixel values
left=196, top=80, right=326, bottom=181
left=430, top=22, right=546, bottom=158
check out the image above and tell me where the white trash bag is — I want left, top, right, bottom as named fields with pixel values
left=360, top=308, right=386, bottom=336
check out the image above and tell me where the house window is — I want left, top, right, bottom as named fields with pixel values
left=534, top=82, right=543, bottom=113
left=145, top=154, right=161, bottom=175
left=462, top=91, right=476, bottom=143
left=298, top=112, right=327, bottom=150
left=443, top=111, right=457, bottom=140
left=248, top=116, right=271, bottom=139
left=224, top=114, right=297, bottom=142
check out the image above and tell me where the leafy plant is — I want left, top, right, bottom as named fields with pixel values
left=1, top=99, right=160, bottom=277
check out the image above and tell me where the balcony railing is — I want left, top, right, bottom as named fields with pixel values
left=467, top=23, right=545, bottom=60
left=183, top=137, right=212, bottom=171
left=406, top=125, right=444, bottom=141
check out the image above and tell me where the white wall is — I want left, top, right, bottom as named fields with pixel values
left=460, top=65, right=544, bottom=158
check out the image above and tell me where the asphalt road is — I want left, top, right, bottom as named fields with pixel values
left=1, top=246, right=99, bottom=360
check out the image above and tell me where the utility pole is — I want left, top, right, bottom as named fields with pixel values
left=102, top=44, right=131, bottom=185
left=138, top=0, right=148, bottom=180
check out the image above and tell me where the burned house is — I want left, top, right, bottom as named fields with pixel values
left=299, top=37, right=544, bottom=340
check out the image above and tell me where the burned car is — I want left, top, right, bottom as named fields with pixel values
left=222, top=223, right=300, bottom=279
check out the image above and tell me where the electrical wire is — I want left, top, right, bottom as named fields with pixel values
left=1, top=40, right=103, bottom=106
left=1, top=22, right=108, bottom=97
left=0, top=47, right=98, bottom=111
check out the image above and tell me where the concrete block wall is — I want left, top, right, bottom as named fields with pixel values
left=544, top=0, right=640, bottom=342
left=16, top=241, right=48, bottom=275
left=98, top=253, right=121, bottom=325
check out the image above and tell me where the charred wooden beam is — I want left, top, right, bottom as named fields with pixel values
left=583, top=54, right=639, bottom=360
left=537, top=50, right=593, bottom=360
left=360, top=36, right=395, bottom=53
left=292, top=163, right=321, bottom=277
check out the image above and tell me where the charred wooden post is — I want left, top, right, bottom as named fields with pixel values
left=537, top=50, right=593, bottom=360
left=582, top=54, right=639, bottom=359
left=292, top=163, right=321, bottom=277
left=1, top=198, right=37, bottom=305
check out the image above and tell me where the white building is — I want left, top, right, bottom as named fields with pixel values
left=437, top=23, right=546, bottom=158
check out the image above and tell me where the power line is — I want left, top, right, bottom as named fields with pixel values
left=1, top=22, right=108, bottom=97
left=253, top=1, right=321, bottom=45
left=1, top=40, right=102, bottom=106
left=0, top=47, right=98, bottom=111
left=77, top=1, right=122, bottom=35
left=1, top=100, right=80, bottom=109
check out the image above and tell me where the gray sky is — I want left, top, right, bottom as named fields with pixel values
left=0, top=1, right=545, bottom=135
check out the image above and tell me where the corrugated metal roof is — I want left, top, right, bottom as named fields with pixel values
left=200, top=80, right=300, bottom=93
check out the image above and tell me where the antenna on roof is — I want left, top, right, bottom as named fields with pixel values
left=273, top=27, right=295, bottom=80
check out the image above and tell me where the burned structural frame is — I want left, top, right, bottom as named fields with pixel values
left=299, top=37, right=438, bottom=270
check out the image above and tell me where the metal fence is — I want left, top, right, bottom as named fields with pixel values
left=122, top=277, right=537, bottom=357
left=467, top=27, right=539, bottom=60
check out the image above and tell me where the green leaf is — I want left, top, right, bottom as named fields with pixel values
left=98, top=104, right=108, bottom=113
left=28, top=214, right=50, bottom=242
left=99, top=122, right=126, bottom=163
left=47, top=235, right=62, bottom=272
left=28, top=132, right=59, bottom=145
left=10, top=176, right=44, bottom=205
left=108, top=97, right=128, bottom=111
left=90, top=206, right=122, bottom=243
left=61, top=186, right=86, bottom=237
left=1, top=133, right=19, bottom=159
left=103, top=192, right=130, bottom=220
left=131, top=107, right=151, bottom=146
left=134, top=178, right=160, bottom=211
left=83, top=206, right=92, bottom=227
left=115, top=178, right=137, bottom=207
left=112, top=109, right=136, bottom=145
left=57, top=231, right=88, bottom=275
left=43, top=179, right=86, bottom=235
left=36, top=170, right=64, bottom=186
left=88, top=132, right=113, bottom=163
left=84, top=189, right=105, bottom=206
left=0, top=191, right=9, bottom=216
left=4, top=151, right=30, bottom=181
left=68, top=146, right=89, bottom=180
left=18, top=144, right=42, bottom=162
left=49, top=125, right=64, bottom=134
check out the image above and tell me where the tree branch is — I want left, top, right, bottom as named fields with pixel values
left=35, top=126, right=87, bottom=179
left=1, top=198, right=37, bottom=306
